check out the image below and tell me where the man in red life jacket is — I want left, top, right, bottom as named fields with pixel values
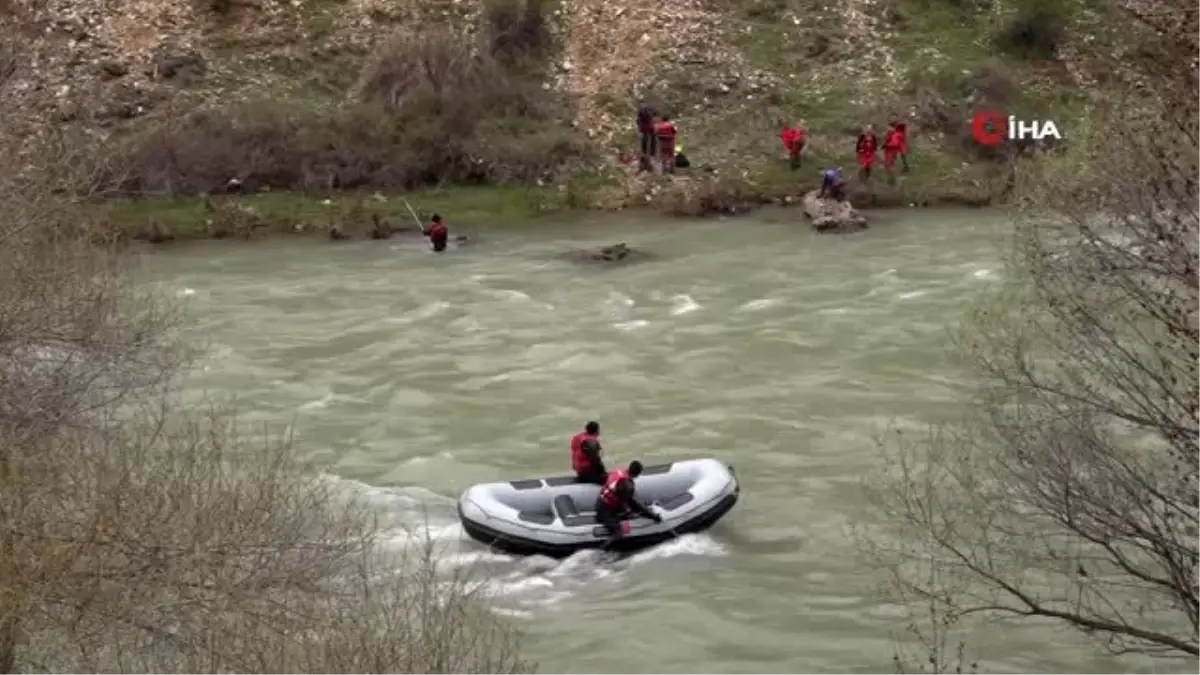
left=855, top=124, right=879, bottom=182
left=882, top=120, right=910, bottom=183
left=595, top=461, right=662, bottom=544
left=655, top=116, right=678, bottom=174
left=780, top=120, right=807, bottom=170
left=426, top=214, right=449, bottom=253
left=570, top=421, right=606, bottom=484
left=636, top=102, right=656, bottom=173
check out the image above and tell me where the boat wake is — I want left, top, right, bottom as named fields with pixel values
left=327, top=474, right=730, bottom=616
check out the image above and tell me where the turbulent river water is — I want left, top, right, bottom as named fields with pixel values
left=143, top=208, right=1171, bottom=673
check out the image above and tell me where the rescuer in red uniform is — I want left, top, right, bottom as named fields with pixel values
left=570, top=421, right=606, bottom=484
left=656, top=115, right=678, bottom=173
left=426, top=214, right=449, bottom=252
left=595, top=461, right=662, bottom=543
left=855, top=124, right=879, bottom=182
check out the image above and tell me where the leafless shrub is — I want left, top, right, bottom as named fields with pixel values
left=868, top=0, right=1198, bottom=663
left=1, top=100, right=532, bottom=675
left=479, top=0, right=555, bottom=68
left=110, top=2, right=585, bottom=196
left=4, top=405, right=531, bottom=673
left=993, top=0, right=1070, bottom=60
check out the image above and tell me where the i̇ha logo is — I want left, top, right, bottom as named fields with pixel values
left=970, top=110, right=1062, bottom=147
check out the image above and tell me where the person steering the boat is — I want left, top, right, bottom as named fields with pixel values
left=596, top=461, right=662, bottom=543
left=571, top=421, right=607, bottom=484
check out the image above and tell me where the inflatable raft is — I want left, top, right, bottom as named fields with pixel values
left=457, top=458, right=739, bottom=557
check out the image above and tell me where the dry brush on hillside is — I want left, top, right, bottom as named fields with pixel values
left=0, top=63, right=533, bottom=675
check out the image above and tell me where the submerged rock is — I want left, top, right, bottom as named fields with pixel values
left=558, top=242, right=654, bottom=266
left=802, top=191, right=868, bottom=233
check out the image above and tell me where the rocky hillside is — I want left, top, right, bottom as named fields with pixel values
left=0, top=0, right=1171, bottom=210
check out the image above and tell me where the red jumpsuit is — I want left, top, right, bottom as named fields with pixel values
left=656, top=120, right=677, bottom=172
left=856, top=132, right=878, bottom=170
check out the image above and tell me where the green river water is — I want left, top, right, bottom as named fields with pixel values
left=144, top=207, right=1179, bottom=673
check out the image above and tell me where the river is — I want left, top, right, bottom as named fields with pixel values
left=144, top=208, right=1174, bottom=673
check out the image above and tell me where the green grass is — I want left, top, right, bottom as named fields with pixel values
left=79, top=0, right=1139, bottom=238
left=102, top=184, right=584, bottom=241
left=888, top=1, right=992, bottom=70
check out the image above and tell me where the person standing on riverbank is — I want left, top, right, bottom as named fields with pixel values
left=636, top=102, right=657, bottom=173
left=656, top=115, right=678, bottom=174
left=780, top=120, right=807, bottom=169
left=427, top=214, right=448, bottom=252
left=883, top=120, right=909, bottom=182
left=855, top=125, right=878, bottom=182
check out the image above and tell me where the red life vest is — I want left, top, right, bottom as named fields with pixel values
left=856, top=133, right=878, bottom=156
left=428, top=222, right=448, bottom=239
left=655, top=120, right=677, bottom=144
left=884, top=128, right=903, bottom=151
left=598, top=468, right=631, bottom=507
left=570, top=432, right=599, bottom=473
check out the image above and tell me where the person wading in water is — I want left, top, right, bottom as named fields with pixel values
left=426, top=214, right=449, bottom=252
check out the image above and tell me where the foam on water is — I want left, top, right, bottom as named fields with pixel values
left=315, top=473, right=731, bottom=613
left=669, top=294, right=701, bottom=315
left=298, top=391, right=336, bottom=410
left=739, top=298, right=779, bottom=311
left=613, top=319, right=649, bottom=331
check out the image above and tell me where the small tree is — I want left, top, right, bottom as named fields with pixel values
left=870, top=0, right=1198, bottom=663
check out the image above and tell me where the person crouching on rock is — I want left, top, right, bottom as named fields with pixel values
left=655, top=115, right=678, bottom=174
left=855, top=124, right=878, bottom=183
left=427, top=214, right=448, bottom=252
left=596, top=461, right=662, bottom=545
left=570, top=421, right=606, bottom=485
left=819, top=167, right=846, bottom=202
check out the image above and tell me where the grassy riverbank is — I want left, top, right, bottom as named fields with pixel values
left=2, top=0, right=1133, bottom=243
left=102, top=185, right=568, bottom=242
left=103, top=158, right=1002, bottom=243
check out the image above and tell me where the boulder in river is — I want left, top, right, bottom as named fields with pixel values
left=802, top=191, right=868, bottom=233
left=558, top=242, right=654, bottom=266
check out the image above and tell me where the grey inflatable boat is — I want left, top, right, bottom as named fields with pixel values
left=457, top=458, right=739, bottom=557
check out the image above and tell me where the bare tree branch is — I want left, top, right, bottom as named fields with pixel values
left=868, top=0, right=1198, bottom=662
left=0, top=92, right=532, bottom=675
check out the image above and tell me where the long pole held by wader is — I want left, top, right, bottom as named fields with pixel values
left=402, top=199, right=426, bottom=235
